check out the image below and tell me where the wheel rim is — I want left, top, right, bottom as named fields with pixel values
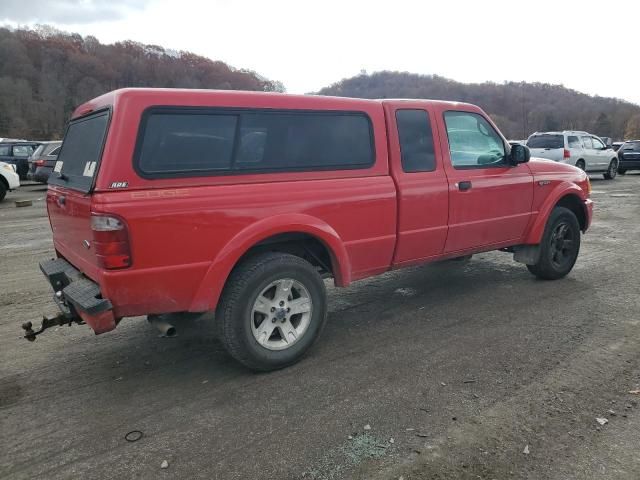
left=549, top=222, right=576, bottom=269
left=250, top=278, right=313, bottom=351
left=609, top=161, right=617, bottom=178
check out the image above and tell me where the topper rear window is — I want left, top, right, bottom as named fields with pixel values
left=48, top=111, right=109, bottom=192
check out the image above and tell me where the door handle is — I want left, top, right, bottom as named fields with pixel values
left=457, top=181, right=472, bottom=191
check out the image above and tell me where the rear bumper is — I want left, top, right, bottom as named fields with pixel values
left=33, top=166, right=52, bottom=183
left=40, top=258, right=117, bottom=334
left=4, top=170, right=20, bottom=189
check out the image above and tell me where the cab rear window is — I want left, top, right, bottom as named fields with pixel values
left=49, top=111, right=109, bottom=192
left=134, top=108, right=374, bottom=178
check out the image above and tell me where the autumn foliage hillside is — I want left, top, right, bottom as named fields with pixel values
left=0, top=26, right=283, bottom=139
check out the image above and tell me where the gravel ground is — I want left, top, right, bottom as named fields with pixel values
left=1, top=176, right=639, bottom=480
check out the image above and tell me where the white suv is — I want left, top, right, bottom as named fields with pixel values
left=526, top=131, right=619, bottom=179
left=0, top=161, right=20, bottom=202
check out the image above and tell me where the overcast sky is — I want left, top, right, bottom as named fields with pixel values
left=2, top=0, right=639, bottom=104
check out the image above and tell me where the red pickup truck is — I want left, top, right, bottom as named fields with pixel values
left=26, top=89, right=593, bottom=371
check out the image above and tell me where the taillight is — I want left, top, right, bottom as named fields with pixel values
left=563, top=149, right=571, bottom=159
left=91, top=215, right=132, bottom=269
left=34, top=159, right=45, bottom=167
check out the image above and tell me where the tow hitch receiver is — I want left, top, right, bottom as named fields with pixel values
left=22, top=313, right=84, bottom=341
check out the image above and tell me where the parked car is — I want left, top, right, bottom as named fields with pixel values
left=0, top=161, right=20, bottom=202
left=526, top=131, right=619, bottom=179
left=612, top=142, right=624, bottom=152
left=617, top=140, right=640, bottom=174
left=27, top=141, right=62, bottom=183
left=29, top=89, right=593, bottom=371
left=0, top=141, right=41, bottom=180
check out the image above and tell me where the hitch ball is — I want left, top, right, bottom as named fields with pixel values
left=21, top=322, right=36, bottom=341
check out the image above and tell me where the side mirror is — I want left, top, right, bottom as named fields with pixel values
left=510, top=144, right=530, bottom=165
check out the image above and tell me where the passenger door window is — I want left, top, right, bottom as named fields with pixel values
left=581, top=137, right=593, bottom=149
left=395, top=109, right=436, bottom=172
left=443, top=112, right=506, bottom=168
left=12, top=145, right=33, bottom=157
left=0, top=145, right=10, bottom=156
left=567, top=136, right=581, bottom=148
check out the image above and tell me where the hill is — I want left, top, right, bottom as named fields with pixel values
left=317, top=71, right=640, bottom=140
left=0, top=26, right=283, bottom=139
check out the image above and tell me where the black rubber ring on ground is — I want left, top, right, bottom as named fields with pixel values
left=125, top=430, right=143, bottom=442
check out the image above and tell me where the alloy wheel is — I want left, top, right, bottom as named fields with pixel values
left=250, top=278, right=313, bottom=351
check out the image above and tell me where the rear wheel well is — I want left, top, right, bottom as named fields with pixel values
left=555, top=194, right=586, bottom=231
left=236, top=233, right=335, bottom=279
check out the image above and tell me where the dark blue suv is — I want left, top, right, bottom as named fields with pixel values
left=618, top=141, right=640, bottom=175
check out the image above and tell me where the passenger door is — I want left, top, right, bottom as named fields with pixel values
left=385, top=105, right=449, bottom=265
left=580, top=136, right=597, bottom=170
left=567, top=135, right=583, bottom=163
left=590, top=136, right=609, bottom=170
left=440, top=110, right=534, bottom=253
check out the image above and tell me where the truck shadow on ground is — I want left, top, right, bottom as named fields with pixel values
left=20, top=255, right=594, bottom=398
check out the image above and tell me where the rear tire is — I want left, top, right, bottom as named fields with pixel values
left=603, top=159, right=618, bottom=180
left=575, top=160, right=586, bottom=171
left=526, top=207, right=581, bottom=280
left=0, top=181, right=6, bottom=202
left=216, top=252, right=327, bottom=371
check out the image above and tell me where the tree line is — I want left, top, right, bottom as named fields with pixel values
left=2, top=26, right=639, bottom=141
left=317, top=71, right=640, bottom=140
left=0, top=26, right=283, bottom=139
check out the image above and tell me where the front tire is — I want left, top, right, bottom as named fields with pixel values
left=526, top=207, right=581, bottom=280
left=604, top=159, right=618, bottom=180
left=216, top=252, right=327, bottom=371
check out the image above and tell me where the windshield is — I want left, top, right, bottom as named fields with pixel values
left=526, top=135, right=564, bottom=149
left=48, top=111, right=109, bottom=192
left=622, top=141, right=640, bottom=152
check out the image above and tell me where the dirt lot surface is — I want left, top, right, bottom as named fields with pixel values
left=1, top=176, right=639, bottom=480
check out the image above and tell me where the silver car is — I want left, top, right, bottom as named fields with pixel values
left=526, top=130, right=619, bottom=180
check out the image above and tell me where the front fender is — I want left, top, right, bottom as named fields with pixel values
left=523, top=182, right=588, bottom=244
left=189, top=214, right=351, bottom=312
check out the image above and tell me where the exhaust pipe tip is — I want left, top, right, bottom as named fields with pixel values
left=148, top=315, right=177, bottom=338
left=162, top=325, right=177, bottom=338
